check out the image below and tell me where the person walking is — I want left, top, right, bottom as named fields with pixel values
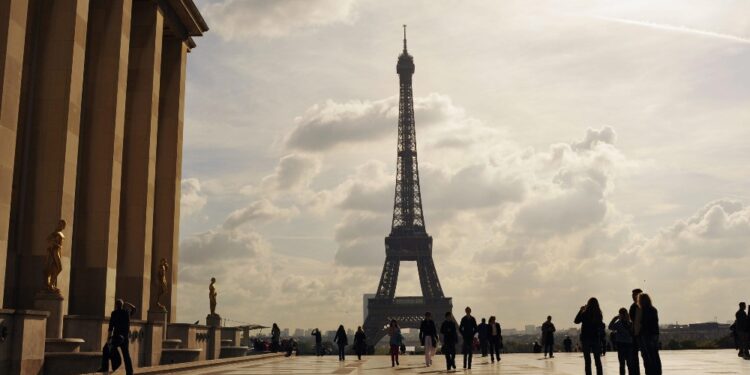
left=440, top=311, right=458, bottom=371
left=637, top=293, right=662, bottom=374
left=388, top=320, right=403, bottom=367
left=629, top=289, right=643, bottom=375
left=542, top=315, right=556, bottom=358
left=271, top=323, right=281, bottom=352
left=353, top=326, right=367, bottom=360
left=459, top=306, right=478, bottom=369
left=609, top=307, right=636, bottom=375
left=419, top=312, right=438, bottom=367
left=487, top=316, right=502, bottom=363
left=736, top=302, right=749, bottom=359
left=575, top=297, right=604, bottom=375
left=311, top=328, right=323, bottom=356
left=477, top=318, right=489, bottom=357
left=97, top=299, right=137, bottom=375
left=333, top=325, right=348, bottom=361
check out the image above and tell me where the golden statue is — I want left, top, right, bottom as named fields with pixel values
left=209, top=277, right=217, bottom=315
left=156, top=258, right=169, bottom=311
left=44, top=219, right=66, bottom=292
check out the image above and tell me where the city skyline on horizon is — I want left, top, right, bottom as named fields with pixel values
left=177, top=0, right=750, bottom=330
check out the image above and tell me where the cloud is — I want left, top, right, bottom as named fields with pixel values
left=181, top=228, right=266, bottom=265
left=259, top=154, right=321, bottom=193
left=646, top=199, right=750, bottom=258
left=203, top=0, right=358, bottom=40
left=181, top=178, right=208, bottom=216
left=285, top=93, right=464, bottom=152
left=589, top=15, right=750, bottom=45
left=223, top=199, right=299, bottom=230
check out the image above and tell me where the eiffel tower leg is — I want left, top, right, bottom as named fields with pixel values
left=376, top=257, right=400, bottom=298
left=417, top=256, right=444, bottom=298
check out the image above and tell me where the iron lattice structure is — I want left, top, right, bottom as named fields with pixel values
left=363, top=26, right=452, bottom=348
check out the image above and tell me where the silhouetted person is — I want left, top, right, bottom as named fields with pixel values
left=271, top=323, right=281, bottom=352
left=610, top=307, right=636, bottom=375
left=542, top=315, right=556, bottom=358
left=419, top=312, right=437, bottom=367
left=441, top=311, right=458, bottom=371
left=629, top=289, right=643, bottom=375
left=636, top=293, right=662, bottom=374
left=459, top=306, right=477, bottom=369
left=477, top=317, right=489, bottom=357
left=354, top=326, right=366, bottom=360
left=311, top=328, right=322, bottom=356
left=487, top=316, right=502, bottom=363
left=97, top=299, right=136, bottom=375
left=388, top=320, right=403, bottom=367
left=736, top=302, right=750, bottom=359
left=333, top=325, right=348, bottom=361
left=533, top=341, right=542, bottom=353
left=564, top=336, right=573, bottom=352
left=575, top=297, right=604, bottom=375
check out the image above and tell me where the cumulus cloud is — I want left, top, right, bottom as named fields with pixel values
left=181, top=178, right=207, bottom=216
left=285, top=93, right=464, bottom=152
left=203, top=0, right=358, bottom=40
left=259, top=154, right=321, bottom=192
left=646, top=199, right=750, bottom=258
left=181, top=229, right=266, bottom=265
left=223, top=199, right=299, bottom=230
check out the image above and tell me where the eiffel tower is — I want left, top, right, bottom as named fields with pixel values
left=363, top=26, right=452, bottom=347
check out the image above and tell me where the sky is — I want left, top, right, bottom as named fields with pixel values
left=176, top=0, right=750, bottom=332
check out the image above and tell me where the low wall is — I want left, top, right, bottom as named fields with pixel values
left=167, top=324, right=212, bottom=361
left=0, top=308, right=49, bottom=375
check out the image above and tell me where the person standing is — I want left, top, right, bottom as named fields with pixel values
left=575, top=297, right=604, bottom=375
left=311, top=328, right=323, bottom=356
left=736, top=302, right=749, bottom=359
left=441, top=311, right=458, bottom=371
left=388, top=320, right=403, bottom=367
left=334, top=325, right=348, bottom=361
left=487, top=316, right=502, bottom=363
left=97, top=299, right=137, bottom=375
left=637, top=293, right=662, bottom=374
left=609, top=307, right=636, bottom=375
left=419, top=312, right=438, bottom=366
left=459, top=306, right=478, bottom=369
left=629, top=289, right=643, bottom=375
left=271, top=323, right=281, bottom=352
left=542, top=315, right=556, bottom=358
left=477, top=318, right=489, bottom=357
left=563, top=336, right=573, bottom=352
left=353, top=326, right=367, bottom=360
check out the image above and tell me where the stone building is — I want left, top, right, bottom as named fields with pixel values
left=0, top=0, right=208, bottom=373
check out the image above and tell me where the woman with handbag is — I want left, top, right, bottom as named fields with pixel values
left=419, top=312, right=438, bottom=366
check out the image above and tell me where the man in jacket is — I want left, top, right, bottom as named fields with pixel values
left=542, top=315, right=556, bottom=358
left=629, top=288, right=643, bottom=375
left=97, top=299, right=136, bottom=374
left=459, top=306, right=478, bottom=369
left=477, top=318, right=489, bottom=357
left=736, top=302, right=749, bottom=359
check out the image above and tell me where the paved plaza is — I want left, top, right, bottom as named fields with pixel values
left=189, top=350, right=749, bottom=374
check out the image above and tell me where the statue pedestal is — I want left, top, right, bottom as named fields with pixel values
left=34, top=290, right=64, bottom=338
left=148, top=309, right=168, bottom=340
left=206, top=313, right=221, bottom=328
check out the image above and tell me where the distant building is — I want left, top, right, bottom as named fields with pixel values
left=282, top=328, right=289, bottom=337
left=363, top=293, right=375, bottom=321
left=294, top=328, right=304, bottom=337
left=524, top=325, right=536, bottom=334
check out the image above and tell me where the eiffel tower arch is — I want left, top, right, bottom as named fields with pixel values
left=363, top=26, right=453, bottom=348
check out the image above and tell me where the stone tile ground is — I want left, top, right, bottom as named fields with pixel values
left=187, top=349, right=750, bottom=374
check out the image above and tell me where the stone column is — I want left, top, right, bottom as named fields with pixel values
left=115, top=0, right=163, bottom=320
left=151, top=35, right=187, bottom=323
left=69, top=0, right=131, bottom=320
left=0, top=0, right=29, bottom=309
left=14, top=0, right=89, bottom=337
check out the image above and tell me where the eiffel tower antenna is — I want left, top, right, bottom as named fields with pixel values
left=363, top=28, right=452, bottom=349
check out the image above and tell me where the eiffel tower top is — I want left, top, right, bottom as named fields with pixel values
left=391, top=25, right=425, bottom=236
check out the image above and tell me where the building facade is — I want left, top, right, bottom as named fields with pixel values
left=0, top=0, right=207, bottom=373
